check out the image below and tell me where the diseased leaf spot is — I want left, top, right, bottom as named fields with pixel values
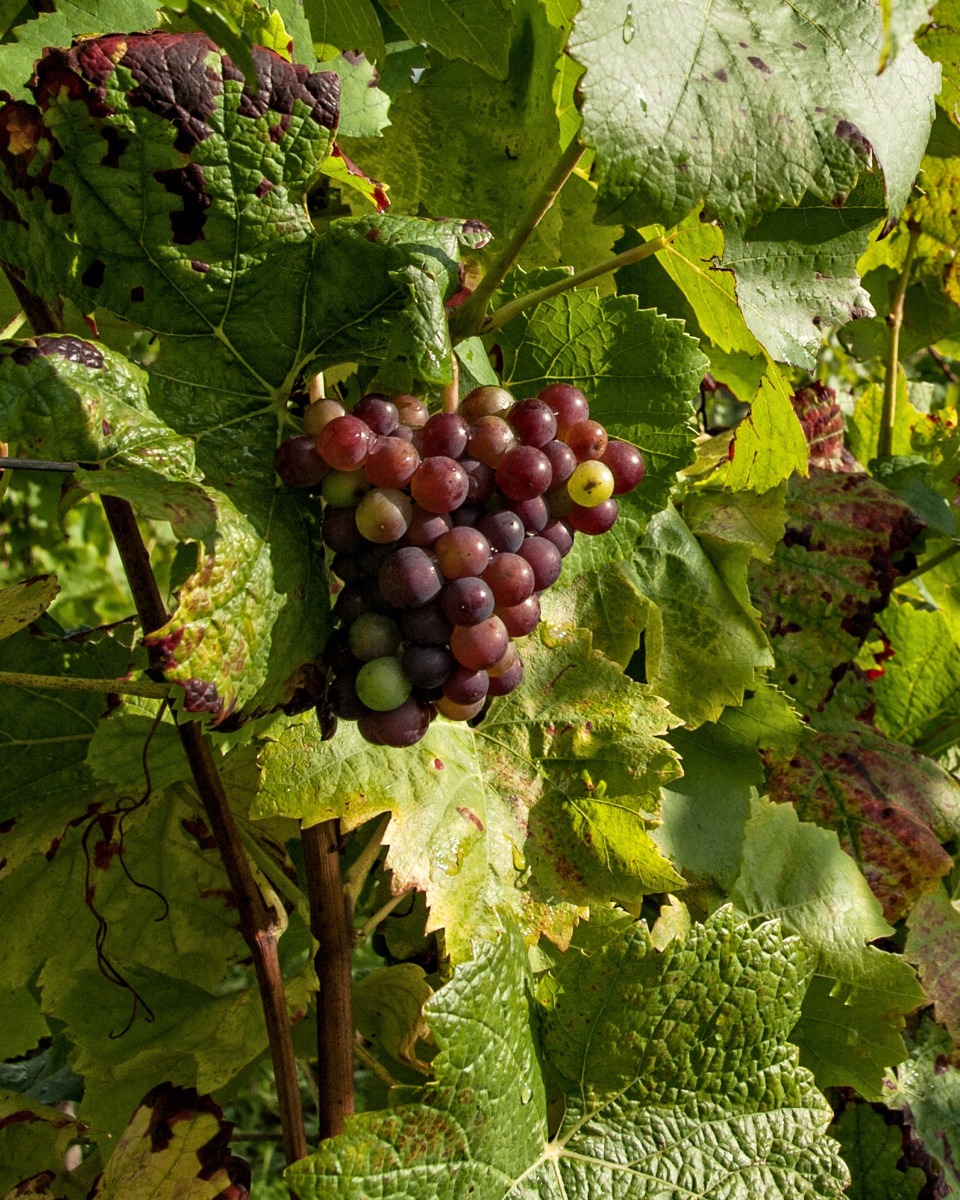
left=130, top=285, right=145, bottom=302
left=153, top=163, right=211, bottom=244
left=747, top=56, right=771, bottom=74
left=713, top=69, right=728, bottom=82
left=190, top=259, right=211, bottom=273
left=254, top=177, right=274, bottom=199
left=835, top=119, right=874, bottom=162
left=99, top=126, right=130, bottom=168
left=11, top=335, right=105, bottom=368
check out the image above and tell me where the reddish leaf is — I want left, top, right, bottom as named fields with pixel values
left=790, top=382, right=859, bottom=472
left=906, top=889, right=960, bottom=1043
left=749, top=468, right=922, bottom=714
left=765, top=728, right=960, bottom=921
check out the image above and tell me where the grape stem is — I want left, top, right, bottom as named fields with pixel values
left=472, top=234, right=677, bottom=337
left=0, top=671, right=170, bottom=698
left=343, top=812, right=391, bottom=910
left=879, top=221, right=921, bottom=459
left=449, top=138, right=586, bottom=340
left=441, top=351, right=460, bottom=413
left=357, top=886, right=416, bottom=941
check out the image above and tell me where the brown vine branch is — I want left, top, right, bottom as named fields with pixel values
left=100, top=494, right=309, bottom=1165
left=879, top=222, right=921, bottom=459
left=302, top=818, right=355, bottom=1141
left=1, top=264, right=62, bottom=335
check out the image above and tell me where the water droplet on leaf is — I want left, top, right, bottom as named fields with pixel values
left=622, top=4, right=636, bottom=43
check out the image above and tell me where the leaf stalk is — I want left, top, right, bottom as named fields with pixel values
left=0, top=671, right=170, bottom=698
left=878, top=222, right=921, bottom=459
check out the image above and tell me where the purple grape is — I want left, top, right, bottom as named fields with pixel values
left=482, top=553, right=535, bottom=607
left=353, top=393, right=399, bottom=435
left=508, top=398, right=558, bottom=447
left=440, top=577, right=496, bottom=626
left=567, top=498, right=618, bottom=535
left=477, top=510, right=525, bottom=553
left=323, top=506, right=365, bottom=553
left=401, top=600, right=454, bottom=645
left=602, top=439, right=645, bottom=493
left=444, top=664, right=489, bottom=705
left=275, top=435, right=327, bottom=488
left=540, top=519, right=574, bottom=558
left=420, top=412, right=469, bottom=459
left=542, top=439, right=577, bottom=486
left=379, top=547, right=442, bottom=608
left=358, top=698, right=433, bottom=747
left=518, top=537, right=563, bottom=590
left=411, top=456, right=469, bottom=514
left=508, top=496, right=549, bottom=532
left=401, top=644, right=454, bottom=689
left=496, top=445, right=553, bottom=501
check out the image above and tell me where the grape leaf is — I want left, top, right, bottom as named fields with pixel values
left=905, top=886, right=960, bottom=1043
left=764, top=725, right=960, bottom=921
left=288, top=909, right=849, bottom=1200
left=846, top=378, right=919, bottom=464
left=257, top=627, right=682, bottom=959
left=304, top=0, right=385, bottom=64
left=0, top=576, right=59, bottom=640
left=387, top=0, right=514, bottom=78
left=721, top=186, right=883, bottom=370
left=539, top=559, right=646, bottom=667
left=629, top=504, right=774, bottom=727
left=873, top=600, right=960, bottom=755
left=731, top=797, right=924, bottom=1098
left=832, top=1101, right=927, bottom=1200
left=0, top=1094, right=89, bottom=1199
left=88, top=1083, right=250, bottom=1199
left=727, top=365, right=811, bottom=492
left=887, top=1019, right=960, bottom=1198
left=919, top=0, right=960, bottom=122
left=568, top=0, right=939, bottom=227
left=353, top=964, right=431, bottom=1069
left=748, top=468, right=923, bottom=715
left=496, top=284, right=705, bottom=525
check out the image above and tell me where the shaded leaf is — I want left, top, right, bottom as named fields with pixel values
left=832, top=1101, right=926, bottom=1200
left=388, top=0, right=513, bottom=78
left=353, top=964, right=431, bottom=1069
left=569, top=0, right=939, bottom=226
left=0, top=1094, right=88, bottom=1199
left=304, top=0, right=385, bottom=64
left=887, top=1019, right=960, bottom=1198
left=764, top=725, right=960, bottom=921
left=0, top=577, right=59, bottom=640
left=905, top=887, right=960, bottom=1043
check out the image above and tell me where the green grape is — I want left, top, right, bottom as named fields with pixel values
left=348, top=612, right=402, bottom=661
left=567, top=460, right=615, bottom=508
left=355, top=656, right=412, bottom=711
left=322, top=468, right=370, bottom=508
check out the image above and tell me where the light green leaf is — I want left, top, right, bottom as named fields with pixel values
left=258, top=627, right=681, bottom=959
left=846, top=377, right=919, bottom=464
left=304, top=0, right=385, bottom=63
left=569, top=0, right=939, bottom=226
left=630, top=505, right=774, bottom=727
left=289, top=910, right=849, bottom=1200
left=319, top=51, right=391, bottom=137
left=0, top=576, right=59, bottom=640
left=727, top=366, right=810, bottom=492
left=539, top=559, right=647, bottom=667
left=353, top=964, right=432, bottom=1068
left=731, top=797, right=924, bottom=1098
left=919, top=0, right=960, bottom=122
left=874, top=600, right=960, bottom=754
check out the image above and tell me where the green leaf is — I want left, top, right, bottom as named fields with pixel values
left=568, top=0, right=939, bottom=226
left=846, top=379, right=920, bottom=464
left=0, top=1093, right=89, bottom=1199
left=888, top=1019, right=960, bottom=1197
left=388, top=0, right=514, bottom=78
left=919, top=0, right=960, bottom=122
left=289, top=909, right=849, bottom=1200
left=726, top=365, right=810, bottom=492
left=871, top=455, right=958, bottom=537
left=905, top=886, right=960, bottom=1043
left=497, top=285, right=705, bottom=525
left=874, top=600, right=960, bottom=755
left=731, top=796, right=924, bottom=1098
left=833, top=1101, right=926, bottom=1200
left=304, top=0, right=385, bottom=63
left=258, top=627, right=681, bottom=959
left=319, top=51, right=391, bottom=138
left=89, top=1083, right=249, bottom=1199
left=353, top=964, right=431, bottom=1069
left=748, top=468, right=923, bottom=715
left=630, top=504, right=774, bottom=727
left=539, top=559, right=647, bottom=667
left=721, top=186, right=884, bottom=370
left=765, top=720, right=960, bottom=921
left=0, top=576, right=59, bottom=640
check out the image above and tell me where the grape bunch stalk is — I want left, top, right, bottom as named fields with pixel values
left=275, top=383, right=645, bottom=747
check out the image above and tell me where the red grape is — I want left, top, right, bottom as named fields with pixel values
left=411, top=457, right=469, bottom=513
left=317, top=415, right=374, bottom=470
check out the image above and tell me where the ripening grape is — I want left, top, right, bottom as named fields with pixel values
left=349, top=612, right=402, bottom=662
left=401, top=643, right=454, bottom=689
left=393, top=394, right=430, bottom=428
left=440, top=577, right=496, bottom=627
left=496, top=595, right=541, bottom=637
left=358, top=698, right=432, bottom=746
left=275, top=435, right=328, bottom=488
left=435, top=527, right=492, bottom=579
left=450, top=616, right=509, bottom=671
left=495, top=445, right=553, bottom=501
left=468, top=416, right=516, bottom=468
left=482, top=553, right=535, bottom=607
left=518, top=537, right=562, bottom=590
left=508, top=398, right=557, bottom=447
left=477, top=510, right=525, bottom=553
left=602, top=440, right=645, bottom=493
left=302, top=398, right=346, bottom=437
left=353, top=393, right=399, bottom=435
left=538, top=383, right=589, bottom=433
left=568, top=498, right=618, bottom=535
left=567, top=461, right=615, bottom=508
left=564, top=420, right=608, bottom=461
left=444, top=664, right=489, bottom=705
left=322, top=469, right=370, bottom=508
left=317, top=415, right=374, bottom=471
left=541, top=439, right=577, bottom=486
left=356, top=656, right=412, bottom=711
left=365, top=436, right=420, bottom=488
left=411, top=456, right=469, bottom=513
left=436, top=695, right=485, bottom=722
left=421, top=413, right=469, bottom=459
left=379, top=547, right=442, bottom=609
left=488, top=656, right=523, bottom=696
left=356, top=488, right=413, bottom=543
left=461, top=386, right=514, bottom=423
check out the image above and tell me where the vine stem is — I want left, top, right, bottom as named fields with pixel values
left=478, top=234, right=677, bottom=336
left=302, top=819, right=355, bottom=1141
left=894, top=541, right=960, bottom=587
left=450, top=139, right=586, bottom=341
left=441, top=352, right=460, bottom=414
left=356, top=887, right=415, bottom=942
left=100, top=494, right=309, bottom=1166
left=0, top=671, right=170, bottom=698
left=878, top=223, right=922, bottom=459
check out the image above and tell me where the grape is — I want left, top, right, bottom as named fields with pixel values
left=302, top=398, right=346, bottom=437
left=331, top=551, right=362, bottom=585
left=460, top=458, right=496, bottom=504
left=444, top=664, right=489, bottom=705
left=461, top=385, right=514, bottom=423
left=436, top=695, right=485, bottom=722
left=564, top=420, right=607, bottom=461
left=538, top=383, right=589, bottom=433
left=401, top=643, right=454, bottom=689
left=275, top=435, right=328, bottom=488
left=356, top=488, right=412, bottom=543
left=568, top=498, right=618, bottom=535
left=540, top=519, right=574, bottom=558
left=356, top=656, right=412, bottom=711
left=349, top=612, right=402, bottom=661
left=440, top=577, right=495, bottom=626
left=481, top=553, right=535, bottom=606
left=435, top=527, right=491, bottom=579
left=508, top=398, right=557, bottom=447
left=496, top=595, right=541, bottom=637
left=353, top=393, right=399, bottom=435
left=602, top=439, right=645, bottom=493
left=323, top=630, right=356, bottom=675
left=323, top=506, right=364, bottom=553
left=508, top=496, right=549, bottom=532
left=496, top=445, right=553, bottom=501
left=567, top=461, right=615, bottom=508
left=365, top=436, right=420, bottom=488
left=468, top=416, right=515, bottom=468
left=411, top=456, right=469, bottom=513
left=332, top=584, right=371, bottom=624
left=401, top=599, right=453, bottom=645
left=392, top=423, right=416, bottom=444
left=357, top=544, right=392, bottom=579
left=393, top=394, right=430, bottom=428
left=329, top=670, right=368, bottom=720
left=358, top=698, right=432, bottom=746
left=545, top=486, right=574, bottom=519
left=488, top=640, right=518, bottom=678
left=542, top=439, right=577, bottom=486
left=405, top=505, right=452, bottom=548
left=451, top=504, right=484, bottom=528
left=450, top=616, right=509, bottom=670
left=518, top=536, right=562, bottom=590
left=317, top=415, right=374, bottom=471
left=420, top=412, right=469, bottom=459
left=379, top=547, right=442, bottom=608
left=322, top=469, right=370, bottom=508
left=476, top=510, right=524, bottom=553
left=488, top=656, right=523, bottom=696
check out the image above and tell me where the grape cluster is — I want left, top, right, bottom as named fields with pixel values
left=276, top=384, right=645, bottom=746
